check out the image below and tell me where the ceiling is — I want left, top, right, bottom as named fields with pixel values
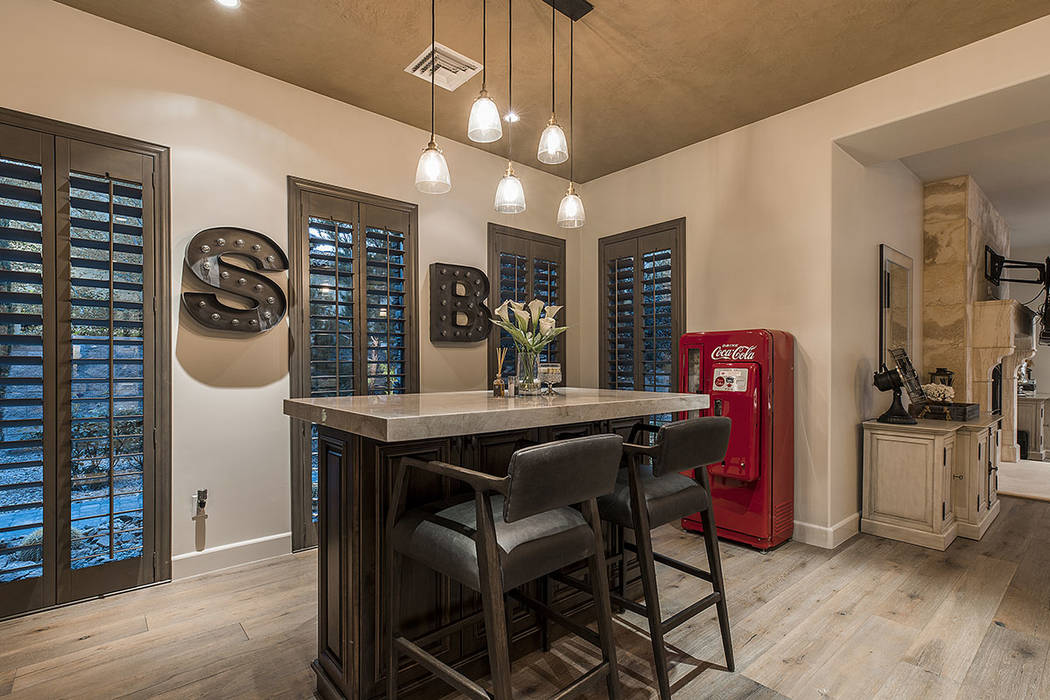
left=57, top=0, right=1050, bottom=182
left=904, top=120, right=1050, bottom=249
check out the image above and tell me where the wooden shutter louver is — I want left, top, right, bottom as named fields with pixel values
left=497, top=251, right=528, bottom=376
left=68, top=170, right=147, bottom=569
left=606, top=255, right=635, bottom=390
left=0, top=156, right=46, bottom=582
left=364, top=224, right=407, bottom=395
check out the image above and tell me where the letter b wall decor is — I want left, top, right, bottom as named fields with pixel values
left=430, top=263, right=491, bottom=342
left=182, top=227, right=288, bottom=333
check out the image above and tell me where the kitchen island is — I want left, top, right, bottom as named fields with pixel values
left=284, top=388, right=709, bottom=700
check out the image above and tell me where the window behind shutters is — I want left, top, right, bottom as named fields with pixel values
left=288, top=178, right=418, bottom=551
left=486, top=224, right=567, bottom=380
left=598, top=219, right=684, bottom=422
left=0, top=110, right=170, bottom=618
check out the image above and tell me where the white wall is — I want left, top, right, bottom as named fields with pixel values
left=830, top=155, right=923, bottom=538
left=1, top=0, right=573, bottom=576
left=575, top=14, right=1050, bottom=545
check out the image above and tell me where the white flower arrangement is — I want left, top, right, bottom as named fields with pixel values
left=922, top=383, right=955, bottom=403
left=491, top=299, right=566, bottom=353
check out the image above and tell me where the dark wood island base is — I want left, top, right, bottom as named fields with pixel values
left=284, top=389, right=709, bottom=699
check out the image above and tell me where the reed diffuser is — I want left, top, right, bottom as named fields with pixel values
left=492, top=347, right=508, bottom=397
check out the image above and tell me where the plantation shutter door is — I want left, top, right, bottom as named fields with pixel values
left=58, top=139, right=156, bottom=601
left=0, top=123, right=56, bottom=617
left=360, top=203, right=414, bottom=396
left=529, top=237, right=564, bottom=367
left=486, top=226, right=567, bottom=380
left=494, top=233, right=530, bottom=377
left=294, top=191, right=357, bottom=545
left=637, top=229, right=677, bottom=422
left=601, top=237, right=638, bottom=391
left=599, top=221, right=682, bottom=406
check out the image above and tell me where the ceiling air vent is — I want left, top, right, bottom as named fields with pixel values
left=405, top=42, right=481, bottom=92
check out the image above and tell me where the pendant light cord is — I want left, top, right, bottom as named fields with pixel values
left=569, top=18, right=573, bottom=184
left=481, top=0, right=487, bottom=90
left=431, top=0, right=436, bottom=140
left=508, top=0, right=513, bottom=155
left=550, top=0, right=555, bottom=115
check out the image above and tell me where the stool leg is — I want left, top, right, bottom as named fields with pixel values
left=700, top=505, right=734, bottom=672
left=540, top=575, right=552, bottom=652
left=475, top=493, right=514, bottom=700
left=627, top=465, right=672, bottom=700
left=616, top=524, right=627, bottom=609
left=583, top=500, right=622, bottom=700
left=386, top=550, right=401, bottom=700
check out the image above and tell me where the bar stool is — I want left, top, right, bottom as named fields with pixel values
left=600, top=417, right=733, bottom=699
left=385, top=434, right=625, bottom=700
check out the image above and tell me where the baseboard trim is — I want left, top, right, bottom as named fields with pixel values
left=172, top=531, right=292, bottom=579
left=793, top=512, right=860, bottom=549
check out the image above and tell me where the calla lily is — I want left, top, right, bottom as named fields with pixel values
left=538, top=317, right=555, bottom=335
left=494, top=300, right=510, bottom=323
left=507, top=300, right=525, bottom=311
left=527, top=299, right=545, bottom=326
left=512, top=307, right=532, bottom=329
left=543, top=305, right=562, bottom=320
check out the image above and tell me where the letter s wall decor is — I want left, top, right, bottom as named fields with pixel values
left=182, top=227, right=288, bottom=333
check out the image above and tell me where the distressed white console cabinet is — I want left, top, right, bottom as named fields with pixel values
left=862, top=414, right=1001, bottom=550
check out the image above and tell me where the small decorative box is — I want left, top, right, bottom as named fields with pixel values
left=908, top=401, right=980, bottom=421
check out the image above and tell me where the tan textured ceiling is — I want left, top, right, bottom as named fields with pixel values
left=57, top=0, right=1050, bottom=182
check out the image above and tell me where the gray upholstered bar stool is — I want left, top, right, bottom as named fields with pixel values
left=385, top=434, right=624, bottom=700
left=599, top=417, right=734, bottom=700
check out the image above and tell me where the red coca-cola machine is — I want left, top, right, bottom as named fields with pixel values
left=679, top=329, right=795, bottom=550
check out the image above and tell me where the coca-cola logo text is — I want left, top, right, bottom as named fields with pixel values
left=711, top=344, right=757, bottom=361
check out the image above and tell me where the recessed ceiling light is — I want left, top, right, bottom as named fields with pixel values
left=215, top=0, right=240, bottom=8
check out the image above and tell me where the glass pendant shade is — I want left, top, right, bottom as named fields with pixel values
left=537, top=118, right=569, bottom=165
left=494, top=164, right=526, bottom=214
left=415, top=142, right=451, bottom=194
left=557, top=184, right=585, bottom=228
left=468, top=92, right=503, bottom=143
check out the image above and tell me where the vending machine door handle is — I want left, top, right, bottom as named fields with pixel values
left=713, top=399, right=723, bottom=416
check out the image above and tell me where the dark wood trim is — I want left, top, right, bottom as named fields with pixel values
left=0, top=107, right=171, bottom=160
left=0, top=107, right=173, bottom=613
left=287, top=176, right=421, bottom=552
left=486, top=223, right=568, bottom=380
left=597, top=218, right=685, bottom=393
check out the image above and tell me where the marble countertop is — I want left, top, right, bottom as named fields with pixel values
left=1017, top=393, right=1050, bottom=401
left=284, top=388, right=710, bottom=442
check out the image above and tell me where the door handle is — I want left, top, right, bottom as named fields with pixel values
left=952, top=474, right=964, bottom=480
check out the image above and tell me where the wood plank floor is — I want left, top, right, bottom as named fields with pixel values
left=2, top=496, right=1048, bottom=699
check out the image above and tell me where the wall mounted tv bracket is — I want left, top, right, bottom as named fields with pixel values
left=984, top=246, right=1050, bottom=345
left=183, top=227, right=289, bottom=333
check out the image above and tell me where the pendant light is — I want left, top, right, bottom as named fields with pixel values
left=494, top=0, right=525, bottom=213
left=415, top=0, right=452, bottom=194
left=467, top=0, right=503, bottom=143
left=557, top=18, right=585, bottom=228
left=537, top=1, right=568, bottom=165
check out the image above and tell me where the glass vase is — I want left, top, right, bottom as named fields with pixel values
left=515, top=349, right=542, bottom=395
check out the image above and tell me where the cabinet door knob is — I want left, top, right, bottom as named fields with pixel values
left=953, top=474, right=964, bottom=480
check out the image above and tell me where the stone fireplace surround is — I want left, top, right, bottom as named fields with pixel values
left=922, top=176, right=1036, bottom=462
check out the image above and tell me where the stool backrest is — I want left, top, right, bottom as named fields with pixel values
left=503, top=434, right=623, bottom=523
left=650, top=417, right=731, bottom=477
